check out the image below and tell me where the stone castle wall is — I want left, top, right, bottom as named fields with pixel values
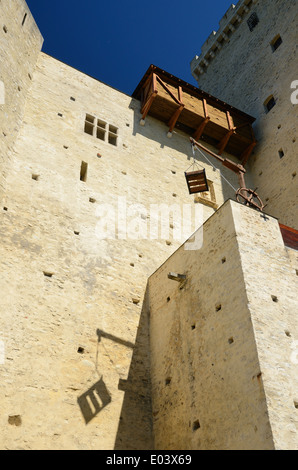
left=0, top=0, right=43, bottom=201
left=0, top=0, right=297, bottom=451
left=0, top=45, right=247, bottom=449
left=148, top=200, right=298, bottom=450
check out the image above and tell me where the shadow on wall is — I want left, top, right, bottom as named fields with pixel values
left=129, top=98, right=193, bottom=156
left=77, top=377, right=112, bottom=425
left=114, top=285, right=154, bottom=450
left=77, top=329, right=135, bottom=425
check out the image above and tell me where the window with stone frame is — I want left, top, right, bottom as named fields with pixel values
left=84, top=114, right=118, bottom=146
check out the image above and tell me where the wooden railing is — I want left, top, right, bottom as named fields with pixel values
left=279, top=224, right=298, bottom=250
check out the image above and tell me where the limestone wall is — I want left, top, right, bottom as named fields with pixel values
left=0, top=0, right=43, bottom=201
left=0, top=48, right=247, bottom=449
left=191, top=0, right=298, bottom=228
left=232, top=204, right=298, bottom=450
left=1, top=0, right=295, bottom=451
left=148, top=200, right=298, bottom=450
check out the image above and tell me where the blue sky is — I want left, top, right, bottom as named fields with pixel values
left=26, top=0, right=233, bottom=96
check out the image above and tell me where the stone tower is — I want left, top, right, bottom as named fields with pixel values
left=191, top=0, right=298, bottom=228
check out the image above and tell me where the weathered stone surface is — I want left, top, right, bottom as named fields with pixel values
left=0, top=33, right=239, bottom=452
left=0, top=0, right=43, bottom=201
left=148, top=201, right=298, bottom=450
left=0, top=0, right=297, bottom=451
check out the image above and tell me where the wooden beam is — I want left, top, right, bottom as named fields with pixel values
left=168, top=105, right=184, bottom=133
left=140, top=73, right=158, bottom=119
left=218, top=128, right=236, bottom=155
left=152, top=73, right=157, bottom=93
left=178, top=86, right=184, bottom=104
left=222, top=158, right=245, bottom=174
left=191, top=138, right=246, bottom=176
left=192, top=117, right=210, bottom=141
left=156, top=75, right=182, bottom=106
left=141, top=91, right=158, bottom=120
left=202, top=98, right=209, bottom=119
left=241, top=141, right=257, bottom=166
left=238, top=171, right=247, bottom=195
left=226, top=111, right=234, bottom=130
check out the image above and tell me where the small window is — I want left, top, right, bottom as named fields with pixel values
left=85, top=114, right=95, bottom=123
left=84, top=122, right=93, bottom=135
left=192, top=420, right=201, bottom=431
left=247, top=12, right=259, bottom=32
left=85, top=114, right=118, bottom=146
left=43, top=272, right=53, bottom=278
left=278, top=149, right=285, bottom=159
left=264, top=95, right=276, bottom=113
left=97, top=119, right=106, bottom=130
left=271, top=35, right=282, bottom=52
left=80, top=161, right=88, bottom=182
left=109, top=124, right=118, bottom=134
left=96, top=127, right=105, bottom=141
left=108, top=124, right=118, bottom=146
left=84, top=114, right=95, bottom=136
left=22, top=13, right=28, bottom=26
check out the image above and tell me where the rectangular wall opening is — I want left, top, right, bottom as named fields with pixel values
left=84, top=121, right=94, bottom=136
left=97, top=119, right=106, bottom=130
left=271, top=34, right=282, bottom=52
left=80, top=161, right=88, bottom=182
left=22, top=13, right=28, bottom=26
left=279, top=149, right=285, bottom=159
left=84, top=114, right=119, bottom=146
left=84, top=114, right=95, bottom=136
left=108, top=134, right=118, bottom=146
left=85, top=114, right=95, bottom=123
left=97, top=127, right=105, bottom=141
left=264, top=95, right=276, bottom=113
left=96, top=119, right=106, bottom=141
left=108, top=124, right=118, bottom=146
left=247, top=12, right=259, bottom=32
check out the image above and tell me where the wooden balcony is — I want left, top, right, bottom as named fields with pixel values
left=132, top=65, right=257, bottom=164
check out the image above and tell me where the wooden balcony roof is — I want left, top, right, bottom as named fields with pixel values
left=132, top=65, right=257, bottom=164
